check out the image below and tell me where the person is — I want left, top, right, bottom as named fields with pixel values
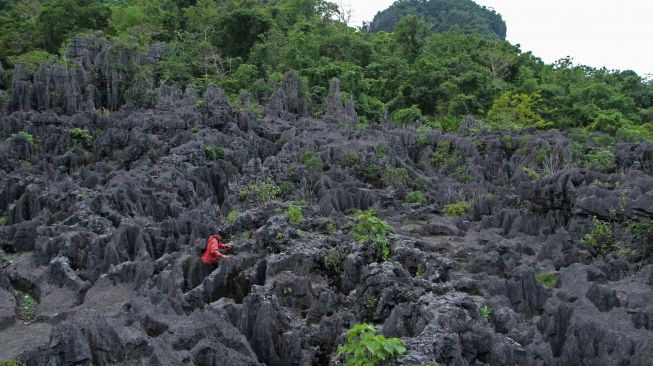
left=201, top=233, right=233, bottom=264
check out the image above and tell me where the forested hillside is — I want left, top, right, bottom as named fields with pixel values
left=369, top=0, right=506, bottom=39
left=0, top=0, right=651, bottom=142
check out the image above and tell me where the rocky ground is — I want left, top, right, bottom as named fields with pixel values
left=0, top=35, right=652, bottom=366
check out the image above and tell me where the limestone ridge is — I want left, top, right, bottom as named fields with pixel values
left=0, top=37, right=652, bottom=366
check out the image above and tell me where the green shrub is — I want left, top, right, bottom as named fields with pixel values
left=586, top=147, right=616, bottom=172
left=0, top=359, right=24, bottom=366
left=522, top=167, right=540, bottom=180
left=390, top=104, right=422, bottom=125
left=11, top=131, right=34, bottom=144
left=325, top=247, right=344, bottom=273
left=535, top=272, right=558, bottom=289
left=240, top=180, right=281, bottom=204
left=582, top=217, right=615, bottom=256
left=16, top=290, right=37, bottom=322
left=350, top=210, right=392, bottom=261
left=431, top=141, right=460, bottom=173
left=479, top=305, right=492, bottom=319
left=279, top=181, right=296, bottom=197
left=0, top=216, right=5, bottom=225
left=227, top=210, right=238, bottom=225
left=382, top=167, right=409, bottom=188
left=284, top=205, right=303, bottom=226
left=204, top=144, right=216, bottom=160
left=299, top=151, right=324, bottom=173
left=413, top=177, right=429, bottom=191
left=69, top=128, right=92, bottom=147
left=191, top=127, right=199, bottom=133
left=336, top=323, right=407, bottom=366
left=626, top=219, right=653, bottom=261
left=405, top=191, right=427, bottom=206
left=444, top=201, right=470, bottom=217
left=326, top=222, right=337, bottom=235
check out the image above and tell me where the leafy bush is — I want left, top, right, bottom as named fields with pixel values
left=299, top=151, right=324, bottom=173
left=0, top=359, right=24, bottom=366
left=382, top=167, right=409, bottom=188
left=586, top=147, right=616, bottom=172
left=284, top=205, right=303, bottom=226
left=16, top=290, right=37, bottom=321
left=444, top=201, right=470, bottom=217
left=626, top=219, right=653, bottom=261
left=487, top=91, right=551, bottom=130
left=350, top=210, right=392, bottom=261
left=8, top=49, right=53, bottom=74
left=535, top=272, right=558, bottom=289
left=204, top=144, right=216, bottom=160
left=582, top=217, right=615, bottom=256
left=239, top=180, right=281, bottom=204
left=69, top=128, right=92, bottom=147
left=226, top=210, right=238, bottom=225
left=336, top=323, right=407, bottom=366
left=324, top=247, right=344, bottom=273
left=522, top=167, right=540, bottom=180
left=412, top=177, right=429, bottom=191
left=405, top=191, right=427, bottom=206
left=390, top=105, right=422, bottom=125
left=11, top=131, right=34, bottom=144
left=431, top=141, right=460, bottom=173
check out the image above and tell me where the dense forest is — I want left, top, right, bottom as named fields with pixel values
left=369, top=0, right=506, bottom=40
left=0, top=0, right=652, bottom=142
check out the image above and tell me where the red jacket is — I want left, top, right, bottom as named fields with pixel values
left=201, top=235, right=232, bottom=264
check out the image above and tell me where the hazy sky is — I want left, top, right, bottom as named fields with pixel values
left=346, top=0, right=653, bottom=77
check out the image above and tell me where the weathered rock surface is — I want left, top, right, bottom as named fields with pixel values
left=0, top=36, right=652, bottom=366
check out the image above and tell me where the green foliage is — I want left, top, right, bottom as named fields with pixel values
left=325, top=247, right=344, bottom=273
left=34, top=0, right=111, bottom=52
left=11, top=131, right=34, bottom=144
left=350, top=210, right=392, bottom=261
left=69, top=128, right=92, bottom=147
left=7, top=50, right=53, bottom=74
left=299, top=151, right=324, bottom=173
left=215, top=9, right=272, bottom=59
left=443, top=201, right=470, bottom=217
left=0, top=359, right=24, bottom=366
left=430, top=141, right=460, bottom=173
left=479, top=305, right=492, bottom=319
left=522, top=167, right=540, bottom=180
left=626, top=219, right=653, bottom=261
left=535, top=272, right=558, bottom=289
left=284, top=205, right=304, bottom=226
left=487, top=91, right=551, bottom=130
left=582, top=217, right=615, bottom=256
left=415, top=263, right=426, bottom=277
left=226, top=210, right=238, bottom=225
left=240, top=179, right=281, bottom=204
left=413, top=177, right=429, bottom=192
left=405, top=191, right=428, bottom=206
left=336, top=323, right=407, bottom=366
left=204, top=144, right=216, bottom=160
left=0, top=216, right=5, bottom=225
left=371, top=0, right=506, bottom=40
left=0, top=0, right=650, bottom=139
left=586, top=147, right=616, bottom=172
left=390, top=104, right=423, bottom=125
left=382, top=167, right=409, bottom=188
left=15, top=290, right=37, bottom=321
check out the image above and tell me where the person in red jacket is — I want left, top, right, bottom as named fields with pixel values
left=201, top=233, right=233, bottom=264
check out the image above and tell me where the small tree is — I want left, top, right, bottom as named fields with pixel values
left=350, top=210, right=392, bottom=261
left=487, top=91, right=551, bottom=130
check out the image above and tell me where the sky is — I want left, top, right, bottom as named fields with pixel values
left=345, top=0, right=653, bottom=77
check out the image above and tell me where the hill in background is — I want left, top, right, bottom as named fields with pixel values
left=370, top=0, right=507, bottom=40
